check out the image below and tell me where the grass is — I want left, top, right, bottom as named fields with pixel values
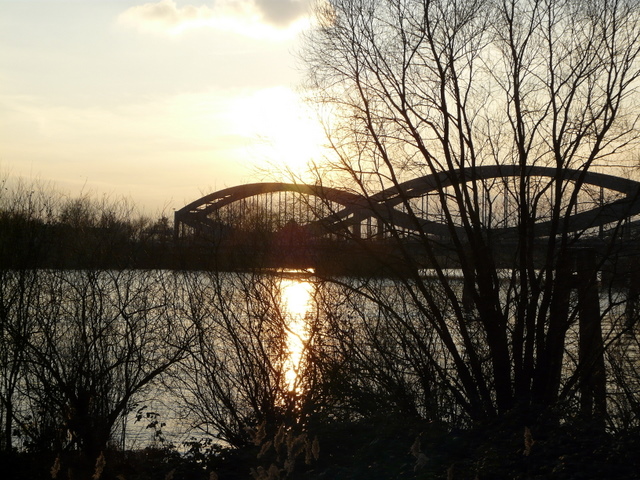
left=2, top=415, right=639, bottom=479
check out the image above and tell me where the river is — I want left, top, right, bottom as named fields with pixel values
left=117, top=269, right=318, bottom=451
left=2, top=268, right=638, bottom=452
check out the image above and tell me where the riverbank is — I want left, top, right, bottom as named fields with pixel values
left=4, top=415, right=639, bottom=479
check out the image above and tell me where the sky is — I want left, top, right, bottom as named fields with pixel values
left=0, top=0, right=327, bottom=214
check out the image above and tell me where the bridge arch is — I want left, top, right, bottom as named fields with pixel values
left=174, top=182, right=371, bottom=241
left=310, top=166, right=640, bottom=239
left=175, top=167, right=640, bottom=243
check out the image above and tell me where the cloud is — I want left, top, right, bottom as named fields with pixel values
left=118, top=0, right=312, bottom=39
left=253, top=0, right=309, bottom=28
left=118, top=0, right=214, bottom=32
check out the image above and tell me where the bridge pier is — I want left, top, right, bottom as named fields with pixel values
left=574, top=248, right=606, bottom=427
left=624, top=257, right=640, bottom=327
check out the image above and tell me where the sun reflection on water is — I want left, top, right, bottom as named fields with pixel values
left=279, top=277, right=314, bottom=391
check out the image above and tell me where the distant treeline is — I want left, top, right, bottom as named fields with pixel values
left=0, top=178, right=399, bottom=274
left=0, top=178, right=178, bottom=270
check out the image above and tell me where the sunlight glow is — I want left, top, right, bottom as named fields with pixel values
left=230, top=87, right=329, bottom=180
left=280, top=277, right=313, bottom=391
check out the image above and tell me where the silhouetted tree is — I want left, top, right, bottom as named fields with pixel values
left=303, top=0, right=640, bottom=428
left=0, top=178, right=59, bottom=452
left=18, top=269, right=191, bottom=464
left=171, top=270, right=321, bottom=448
left=0, top=179, right=193, bottom=466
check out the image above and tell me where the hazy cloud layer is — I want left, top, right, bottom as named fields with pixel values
left=119, top=0, right=311, bottom=36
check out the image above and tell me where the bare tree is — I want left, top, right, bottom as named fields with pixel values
left=0, top=181, right=193, bottom=467
left=18, top=269, right=190, bottom=463
left=0, top=178, right=60, bottom=452
left=303, top=0, right=640, bottom=427
left=171, top=270, right=322, bottom=449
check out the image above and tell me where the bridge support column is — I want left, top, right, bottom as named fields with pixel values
left=625, top=257, right=640, bottom=328
left=351, top=221, right=361, bottom=239
left=575, top=248, right=606, bottom=428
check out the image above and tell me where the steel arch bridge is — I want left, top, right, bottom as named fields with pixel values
left=175, top=166, right=640, bottom=247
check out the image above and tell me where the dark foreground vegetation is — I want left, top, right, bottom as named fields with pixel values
left=2, top=414, right=640, bottom=479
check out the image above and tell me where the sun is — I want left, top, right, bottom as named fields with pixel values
left=231, top=86, right=329, bottom=180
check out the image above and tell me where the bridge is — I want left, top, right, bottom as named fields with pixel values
left=174, top=166, right=640, bottom=273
